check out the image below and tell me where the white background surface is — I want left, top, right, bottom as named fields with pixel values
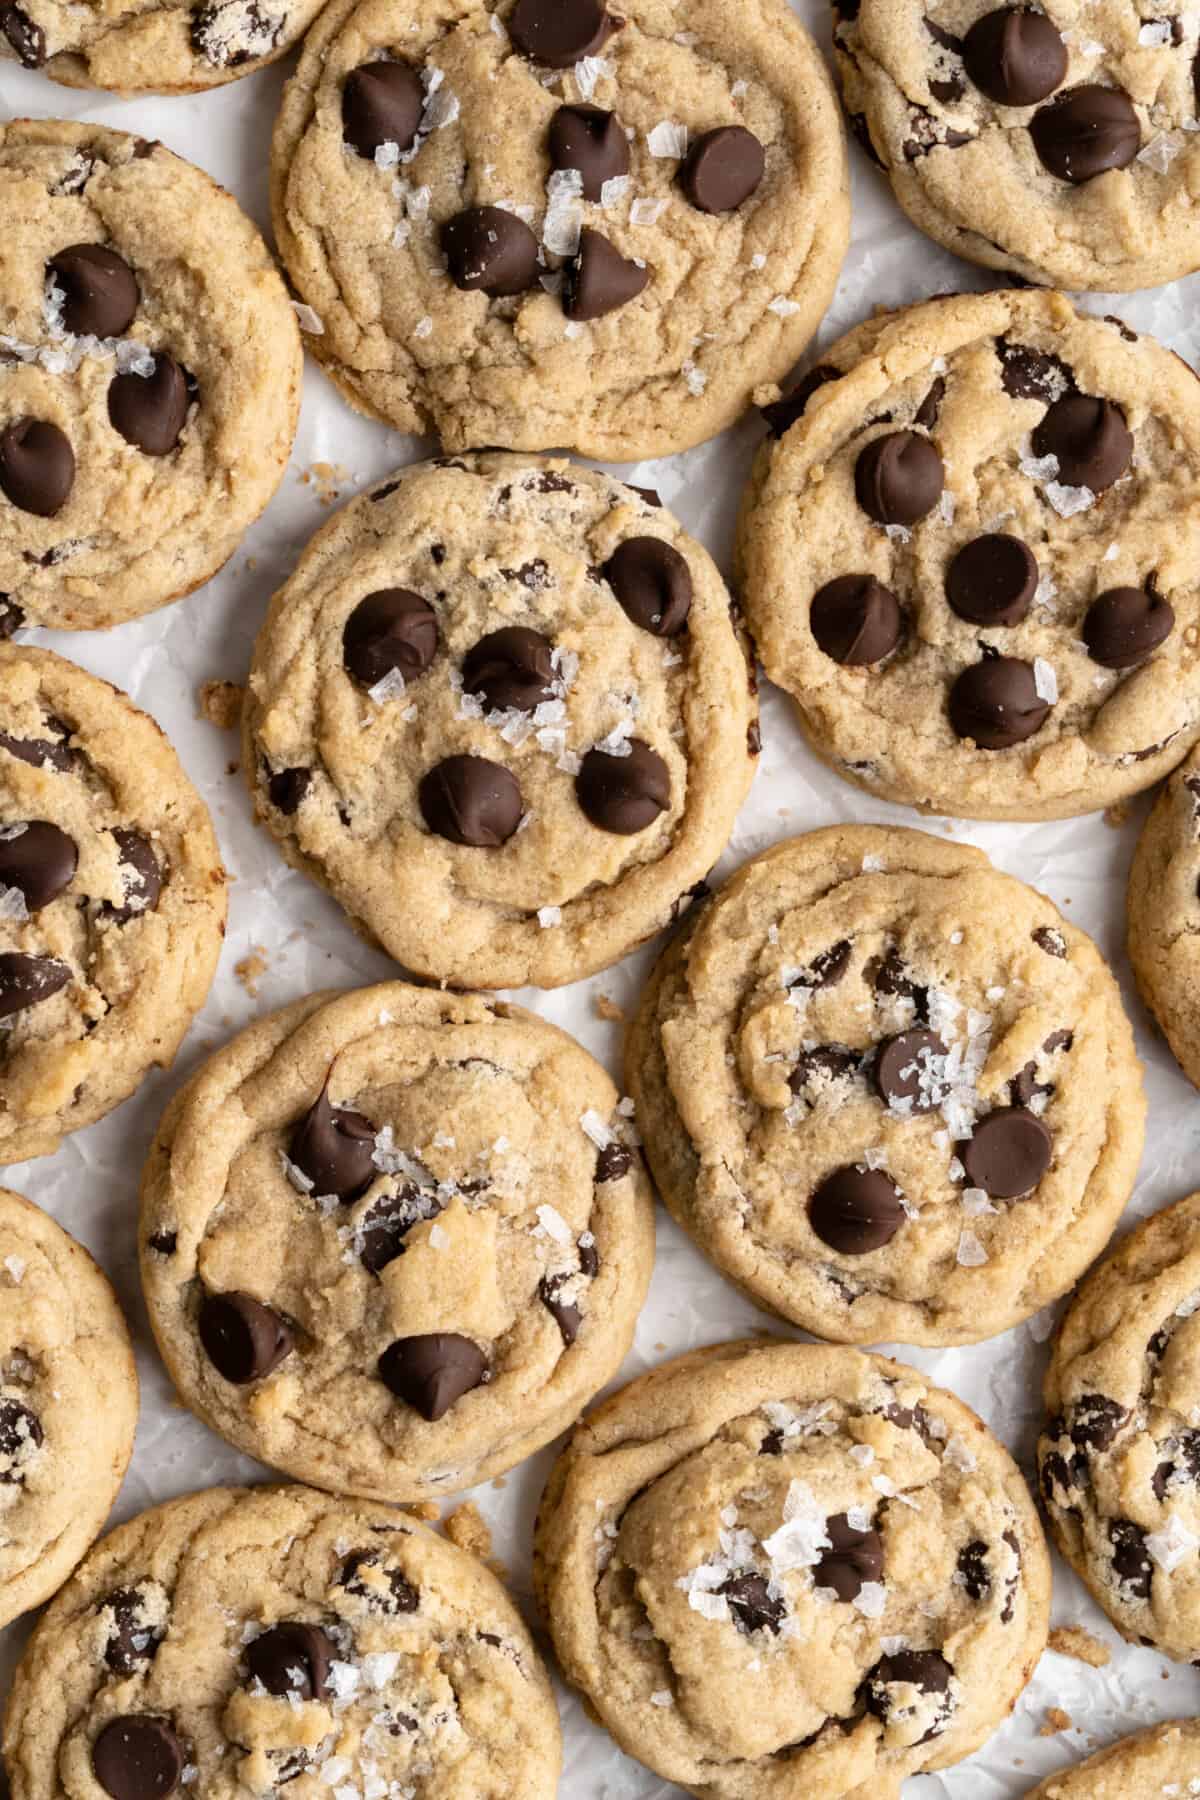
left=3, top=4, right=1200, bottom=1792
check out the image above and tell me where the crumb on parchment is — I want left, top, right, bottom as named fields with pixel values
left=443, top=1500, right=508, bottom=1579
left=234, top=948, right=268, bottom=998
left=1039, top=1707, right=1073, bottom=1736
left=197, top=679, right=244, bottom=730
left=594, top=992, right=626, bottom=1023
left=1048, top=1624, right=1111, bottom=1667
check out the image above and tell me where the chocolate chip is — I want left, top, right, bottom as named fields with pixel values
left=441, top=207, right=539, bottom=296
left=378, top=1332, right=488, bottom=1421
left=948, top=657, right=1051, bottom=749
left=1032, top=392, right=1132, bottom=491
left=1153, top=1430, right=1200, bottom=1500
left=578, top=1237, right=601, bottom=1276
left=816, top=1513, right=884, bottom=1601
left=342, top=61, right=424, bottom=159
left=0, top=4, right=45, bottom=64
left=0, top=418, right=75, bottom=517
left=719, top=1571, right=785, bottom=1633
left=0, top=951, right=70, bottom=1019
left=0, top=1399, right=42, bottom=1477
left=48, top=243, right=139, bottom=340
left=914, top=376, right=946, bottom=431
left=540, top=1275, right=582, bottom=1345
left=0, top=597, right=23, bottom=639
left=340, top=1550, right=418, bottom=1613
left=761, top=364, right=841, bottom=437
left=596, top=1141, right=631, bottom=1181
left=246, top=1623, right=334, bottom=1700
left=198, top=1292, right=294, bottom=1383
left=463, top=627, right=555, bottom=714
left=1010, top=1060, right=1052, bottom=1109
left=997, top=339, right=1073, bottom=402
left=874, top=1029, right=947, bottom=1111
left=1031, top=85, right=1141, bottom=182
left=1070, top=1394, right=1128, bottom=1452
left=795, top=941, right=853, bottom=990
left=946, top=534, right=1038, bottom=626
left=508, top=0, right=620, bottom=65
left=419, top=755, right=523, bottom=847
left=0, top=820, right=76, bottom=911
left=963, top=7, right=1067, bottom=104
left=563, top=227, right=649, bottom=321
left=548, top=104, right=629, bottom=199
left=0, top=718, right=73, bottom=772
left=359, top=1188, right=441, bottom=1275
left=603, top=537, right=692, bottom=635
left=108, top=354, right=190, bottom=457
left=790, top=1045, right=859, bottom=1094
left=147, top=1230, right=177, bottom=1256
left=956, top=1540, right=991, bottom=1600
left=902, top=107, right=974, bottom=157
left=865, top=1650, right=953, bottom=1734
left=101, top=1590, right=164, bottom=1676
left=191, top=0, right=284, bottom=63
left=343, top=589, right=439, bottom=689
left=104, top=829, right=163, bottom=923
left=1033, top=924, right=1066, bottom=957
left=926, top=20, right=965, bottom=100
left=1083, top=585, right=1174, bottom=668
left=678, top=126, right=766, bottom=212
left=810, top=574, right=903, bottom=665
left=576, top=739, right=669, bottom=834
left=855, top=431, right=944, bottom=526
left=289, top=1088, right=377, bottom=1201
left=960, top=1107, right=1052, bottom=1197
left=629, top=484, right=661, bottom=506
left=92, top=1717, right=183, bottom=1800
left=809, top=1166, right=906, bottom=1254
left=1109, top=1518, right=1152, bottom=1597
left=266, top=766, right=311, bottom=814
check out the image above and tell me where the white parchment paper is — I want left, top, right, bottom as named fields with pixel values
left=3, top=8, right=1200, bottom=1790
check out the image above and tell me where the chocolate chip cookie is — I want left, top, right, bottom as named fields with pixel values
left=534, top=1337, right=1050, bottom=1800
left=1022, top=1718, right=1200, bottom=1797
left=0, top=119, right=301, bottom=632
left=1038, top=1190, right=1200, bottom=1662
left=0, top=0, right=326, bottom=90
left=3, top=1481, right=562, bottom=1798
left=1, top=644, right=226, bottom=1165
left=0, top=1185, right=137, bottom=1631
left=626, top=825, right=1143, bottom=1347
left=243, top=453, right=757, bottom=989
left=140, top=981, right=654, bottom=1502
left=834, top=0, right=1200, bottom=290
left=739, top=288, right=1200, bottom=820
left=1127, top=739, right=1200, bottom=1090
left=269, top=0, right=850, bottom=458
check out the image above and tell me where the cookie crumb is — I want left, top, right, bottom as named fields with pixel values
left=1039, top=1707, right=1073, bottom=1736
left=234, top=948, right=269, bottom=997
left=300, top=462, right=352, bottom=506
left=404, top=1500, right=440, bottom=1523
left=197, top=679, right=244, bottom=730
left=443, top=1501, right=507, bottom=1577
left=594, top=992, right=626, bottom=1023
left=1048, top=1624, right=1111, bottom=1667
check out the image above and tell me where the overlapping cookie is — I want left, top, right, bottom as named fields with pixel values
left=0, top=0, right=327, bottom=91
left=1022, top=1719, right=1200, bottom=1797
left=1127, top=739, right=1200, bottom=1089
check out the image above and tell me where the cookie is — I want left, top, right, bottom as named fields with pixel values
left=534, top=1337, right=1050, bottom=1800
left=738, top=288, right=1200, bottom=820
left=0, top=1186, right=137, bottom=1631
left=140, top=981, right=655, bottom=1502
left=626, top=824, right=1143, bottom=1347
left=269, top=0, right=849, bottom=459
left=0, top=119, right=301, bottom=632
left=1038, top=1190, right=1200, bottom=1662
left=1127, top=740, right=1200, bottom=1089
left=243, top=453, right=757, bottom=989
left=833, top=0, right=1200, bottom=292
left=0, top=644, right=226, bottom=1165
left=1022, top=1718, right=1200, bottom=1798
left=0, top=0, right=326, bottom=91
left=2, top=1481, right=562, bottom=1798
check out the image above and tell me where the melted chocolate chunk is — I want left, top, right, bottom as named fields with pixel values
left=948, top=657, right=1051, bottom=749
left=340, top=1549, right=418, bottom=1613
left=0, top=951, right=71, bottom=1020
left=342, top=61, right=424, bottom=159
left=246, top=1623, right=334, bottom=1700
left=419, top=755, right=523, bottom=847
left=809, top=1166, right=906, bottom=1254
left=548, top=104, right=630, bottom=199
left=101, top=1589, right=164, bottom=1676
left=540, top=1274, right=582, bottom=1344
left=1032, top=392, right=1132, bottom=491
left=0, top=819, right=76, bottom=910
left=289, top=1088, right=377, bottom=1201
left=1031, top=84, right=1141, bottom=183
left=874, top=1029, right=947, bottom=1111
left=378, top=1332, right=488, bottom=1421
left=760, top=364, right=842, bottom=437
left=963, top=7, right=1067, bottom=104
left=463, top=627, right=555, bottom=711
left=793, top=940, right=853, bottom=990
left=343, top=589, right=438, bottom=688
left=359, top=1188, right=442, bottom=1276
left=603, top=537, right=692, bottom=636
left=0, top=417, right=74, bottom=517
left=576, top=740, right=670, bottom=834
left=1069, top=1394, right=1128, bottom=1452
left=1108, top=1517, right=1152, bottom=1598
left=720, top=1571, right=785, bottom=1633
left=816, top=1513, right=884, bottom=1601
left=0, top=4, right=45, bottom=65
left=103, top=830, right=163, bottom=924
left=0, top=1399, right=42, bottom=1478
left=855, top=430, right=944, bottom=526
left=1083, top=586, right=1174, bottom=669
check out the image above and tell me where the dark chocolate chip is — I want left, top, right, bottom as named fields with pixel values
left=0, top=418, right=74, bottom=517
left=1083, top=586, right=1174, bottom=668
left=810, top=574, right=903, bottom=665
left=960, top=1107, right=1052, bottom=1197
left=108, top=354, right=190, bottom=457
left=0, top=4, right=45, bottom=65
left=678, top=126, right=765, bottom=213
left=926, top=20, right=964, bottom=100
left=540, top=1275, right=582, bottom=1344
left=1153, top=1431, right=1200, bottom=1500
left=343, top=589, right=439, bottom=689
left=103, top=829, right=163, bottom=924
left=902, top=107, right=974, bottom=157
left=0, top=597, right=23, bottom=640
left=92, top=1717, right=183, bottom=1799
left=419, top=754, right=523, bottom=847
left=342, top=61, right=424, bottom=159
left=948, top=657, right=1051, bottom=749
left=0, top=820, right=76, bottom=910
left=246, top=1623, right=334, bottom=1701
left=441, top=207, right=539, bottom=296
left=191, top=0, right=284, bottom=64
left=198, top=1292, right=294, bottom=1383
left=463, top=626, right=555, bottom=712
left=1033, top=924, right=1066, bottom=956
left=101, top=1589, right=164, bottom=1676
left=0, top=1399, right=42, bottom=1477
left=266, top=766, right=311, bottom=814
left=816, top=1513, right=884, bottom=1601
left=629, top=484, right=661, bottom=506
left=1032, top=392, right=1132, bottom=491
left=578, top=1238, right=601, bottom=1277
left=790, top=1045, right=859, bottom=1093
left=957, top=1540, right=991, bottom=1600
left=868, top=948, right=927, bottom=1014
left=865, top=1650, right=954, bottom=1736
left=946, top=534, right=1038, bottom=626
left=747, top=720, right=762, bottom=755
left=0, top=951, right=70, bottom=1019
left=1010, top=1060, right=1052, bottom=1109
left=914, top=376, right=946, bottom=430
left=1070, top=1394, right=1128, bottom=1452
left=795, top=940, right=853, bottom=990
left=963, top=7, right=1067, bottom=104
left=48, top=244, right=138, bottom=339
left=1109, top=1517, right=1152, bottom=1597
left=597, top=1141, right=631, bottom=1181
left=508, top=0, right=620, bottom=66
left=378, top=1332, right=488, bottom=1421
left=548, top=104, right=629, bottom=199
left=874, top=1029, right=947, bottom=1111
left=719, top=1571, right=785, bottom=1633
left=809, top=1166, right=906, bottom=1254
left=576, top=739, right=670, bottom=834
left=563, top=227, right=648, bottom=321
left=147, top=1230, right=177, bottom=1256
left=855, top=430, right=944, bottom=526
left=761, top=364, right=842, bottom=437
left=358, top=1188, right=441, bottom=1276
left=289, top=1088, right=377, bottom=1201
left=603, top=537, right=692, bottom=636
left=997, top=338, right=1073, bottom=402
left=1031, top=85, right=1141, bottom=183
left=340, top=1549, right=418, bottom=1613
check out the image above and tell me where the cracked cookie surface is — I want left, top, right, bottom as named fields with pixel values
left=140, top=982, right=655, bottom=1502
left=0, top=1185, right=137, bottom=1632
left=626, top=825, right=1143, bottom=1347
left=1022, top=1718, right=1200, bottom=1797
left=0, top=644, right=226, bottom=1165
left=1127, top=738, right=1200, bottom=1089
left=0, top=0, right=327, bottom=91
left=269, top=0, right=849, bottom=459
left=533, top=1337, right=1050, bottom=1800
left=3, top=1482, right=561, bottom=1798
left=0, top=120, right=300, bottom=631
left=739, top=289, right=1200, bottom=820
left=243, top=452, right=757, bottom=990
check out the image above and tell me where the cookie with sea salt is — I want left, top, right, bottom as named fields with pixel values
left=533, top=1337, right=1050, bottom=1800
left=269, top=0, right=849, bottom=458
left=2, top=1483, right=561, bottom=1798
left=738, top=288, right=1200, bottom=820
left=242, top=453, right=758, bottom=990
left=139, top=981, right=655, bottom=1502
left=626, top=824, right=1143, bottom=1347
left=1, top=644, right=226, bottom=1166
left=1127, top=738, right=1200, bottom=1091
left=0, top=119, right=300, bottom=632
left=0, top=0, right=327, bottom=91
left=1022, top=1718, right=1200, bottom=1797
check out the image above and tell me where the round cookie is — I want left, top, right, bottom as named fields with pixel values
left=140, top=981, right=655, bottom=1502
left=0, top=0, right=328, bottom=88
left=0, top=644, right=226, bottom=1164
left=1038, top=1190, right=1200, bottom=1663
left=0, top=119, right=301, bottom=632
left=243, top=453, right=758, bottom=990
left=833, top=0, right=1200, bottom=292
left=1021, top=1719, right=1200, bottom=1798
left=626, top=824, right=1143, bottom=1347
left=1127, top=739, right=1200, bottom=1089
left=738, top=288, right=1200, bottom=821
left=3, top=1482, right=562, bottom=1798
left=534, top=1337, right=1051, bottom=1800
left=0, top=1186, right=137, bottom=1631
left=269, top=0, right=849, bottom=459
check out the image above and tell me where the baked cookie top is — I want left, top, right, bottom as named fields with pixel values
left=243, top=453, right=758, bottom=990
left=269, top=0, right=849, bottom=459
left=738, top=288, right=1200, bottom=820
left=0, top=0, right=327, bottom=88
left=1127, top=739, right=1200, bottom=1090
left=1021, top=1719, right=1200, bottom=1798
left=2, top=1483, right=562, bottom=1799
left=626, top=826, right=1143, bottom=1347
left=0, top=1186, right=137, bottom=1632
left=140, top=982, right=654, bottom=1503
left=0, top=119, right=300, bottom=632
left=0, top=644, right=225, bottom=1166
left=534, top=1338, right=1050, bottom=1800
left=1039, top=1191, right=1200, bottom=1662
left=834, top=0, right=1200, bottom=291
